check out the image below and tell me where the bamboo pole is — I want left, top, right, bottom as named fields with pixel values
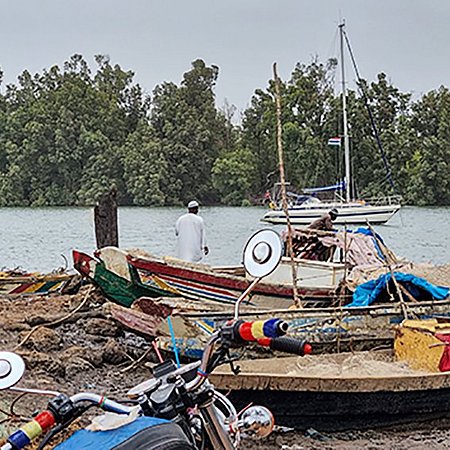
left=272, top=63, right=301, bottom=308
left=365, top=221, right=408, bottom=319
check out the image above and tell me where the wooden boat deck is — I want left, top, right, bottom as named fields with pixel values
left=209, top=353, right=450, bottom=430
left=210, top=354, right=450, bottom=393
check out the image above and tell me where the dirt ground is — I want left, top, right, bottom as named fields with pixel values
left=2, top=289, right=450, bottom=449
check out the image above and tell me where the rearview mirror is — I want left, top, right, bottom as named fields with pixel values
left=235, top=229, right=282, bottom=319
left=0, top=351, right=25, bottom=390
left=243, top=229, right=283, bottom=278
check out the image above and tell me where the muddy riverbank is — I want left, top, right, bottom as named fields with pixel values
left=2, top=289, right=450, bottom=449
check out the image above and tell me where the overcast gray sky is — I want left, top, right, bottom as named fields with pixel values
left=0, top=0, right=449, bottom=112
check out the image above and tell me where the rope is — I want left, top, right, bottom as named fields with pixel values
left=167, top=316, right=181, bottom=368
left=13, top=286, right=93, bottom=351
left=342, top=28, right=396, bottom=193
left=119, top=347, right=153, bottom=374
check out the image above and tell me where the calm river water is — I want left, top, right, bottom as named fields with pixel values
left=0, top=206, right=449, bottom=272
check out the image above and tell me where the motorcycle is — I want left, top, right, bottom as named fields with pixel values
left=0, top=230, right=311, bottom=450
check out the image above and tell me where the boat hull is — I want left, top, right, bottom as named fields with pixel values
left=223, top=383, right=450, bottom=431
left=128, top=255, right=335, bottom=310
left=0, top=272, right=75, bottom=296
left=154, top=298, right=450, bottom=359
left=211, top=355, right=450, bottom=431
left=73, top=250, right=176, bottom=307
left=263, top=203, right=401, bottom=225
left=266, top=257, right=345, bottom=290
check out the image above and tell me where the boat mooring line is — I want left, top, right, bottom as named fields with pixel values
left=167, top=316, right=181, bottom=368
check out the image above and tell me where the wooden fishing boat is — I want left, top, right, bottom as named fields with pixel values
left=73, top=246, right=343, bottom=310
left=73, top=249, right=177, bottom=307
left=74, top=231, right=449, bottom=357
left=209, top=351, right=450, bottom=431
left=74, top=227, right=413, bottom=310
left=116, top=226, right=418, bottom=309
left=127, top=253, right=339, bottom=309
left=109, top=295, right=450, bottom=360
left=0, top=270, right=77, bottom=296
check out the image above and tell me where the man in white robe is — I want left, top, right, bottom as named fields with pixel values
left=175, top=200, right=209, bottom=263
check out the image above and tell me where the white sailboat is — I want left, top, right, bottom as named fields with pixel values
left=263, top=22, right=401, bottom=226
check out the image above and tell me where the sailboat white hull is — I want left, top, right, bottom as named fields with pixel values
left=262, top=203, right=401, bottom=225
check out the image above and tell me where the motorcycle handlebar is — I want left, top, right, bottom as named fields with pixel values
left=1, top=318, right=308, bottom=450
left=187, top=318, right=311, bottom=392
left=1, top=394, right=134, bottom=450
left=257, top=336, right=312, bottom=356
left=69, top=393, right=134, bottom=415
left=231, top=319, right=289, bottom=343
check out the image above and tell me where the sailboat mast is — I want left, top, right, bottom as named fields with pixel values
left=339, top=22, right=351, bottom=202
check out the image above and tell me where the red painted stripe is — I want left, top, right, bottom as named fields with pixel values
left=156, top=273, right=238, bottom=297
left=11, top=283, right=33, bottom=294
left=73, top=250, right=95, bottom=277
left=128, top=256, right=331, bottom=299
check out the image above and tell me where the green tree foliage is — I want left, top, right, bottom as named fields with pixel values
left=404, top=87, right=450, bottom=205
left=150, top=59, right=232, bottom=205
left=241, top=59, right=338, bottom=193
left=0, top=56, right=449, bottom=207
left=0, top=55, right=149, bottom=206
left=212, top=147, right=256, bottom=205
left=119, top=121, right=167, bottom=206
left=347, top=74, right=411, bottom=198
left=241, top=60, right=450, bottom=206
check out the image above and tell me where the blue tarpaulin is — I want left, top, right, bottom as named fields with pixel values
left=55, top=417, right=168, bottom=449
left=348, top=272, right=450, bottom=308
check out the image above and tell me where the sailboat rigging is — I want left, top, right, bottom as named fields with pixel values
left=263, top=21, right=401, bottom=226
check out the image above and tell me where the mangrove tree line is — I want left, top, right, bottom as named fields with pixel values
left=0, top=55, right=448, bottom=207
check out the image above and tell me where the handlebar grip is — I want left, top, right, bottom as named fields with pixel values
left=263, top=337, right=312, bottom=356
left=5, top=411, right=55, bottom=450
left=237, top=319, right=288, bottom=342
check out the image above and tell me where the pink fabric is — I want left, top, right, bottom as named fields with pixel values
left=435, top=333, right=450, bottom=372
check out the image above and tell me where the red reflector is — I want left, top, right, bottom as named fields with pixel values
left=303, top=343, right=312, bottom=355
left=256, top=338, right=271, bottom=347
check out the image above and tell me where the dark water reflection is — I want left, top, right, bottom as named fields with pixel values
left=0, top=206, right=448, bottom=272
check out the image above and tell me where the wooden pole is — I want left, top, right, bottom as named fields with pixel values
left=365, top=221, right=408, bottom=318
left=94, top=188, right=119, bottom=249
left=273, top=63, right=301, bottom=308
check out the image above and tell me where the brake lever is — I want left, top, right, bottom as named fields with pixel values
left=211, top=348, right=242, bottom=375
left=228, top=359, right=241, bottom=376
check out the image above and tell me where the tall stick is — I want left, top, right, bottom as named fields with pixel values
left=273, top=63, right=301, bottom=308
left=365, top=220, right=408, bottom=319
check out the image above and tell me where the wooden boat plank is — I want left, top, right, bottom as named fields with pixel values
left=211, top=356, right=450, bottom=393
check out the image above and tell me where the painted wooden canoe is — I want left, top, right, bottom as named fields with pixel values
left=109, top=295, right=450, bottom=360
left=0, top=271, right=76, bottom=296
left=127, top=253, right=338, bottom=309
left=209, top=352, right=450, bottom=431
left=73, top=249, right=177, bottom=307
left=73, top=246, right=342, bottom=309
left=72, top=246, right=450, bottom=358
